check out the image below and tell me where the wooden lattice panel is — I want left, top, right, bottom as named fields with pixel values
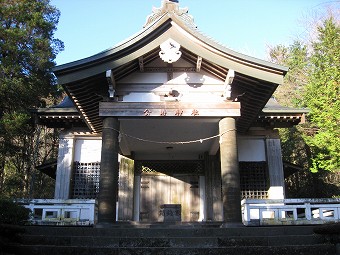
left=239, top=161, right=268, bottom=199
left=72, top=162, right=100, bottom=199
left=135, top=161, right=204, bottom=175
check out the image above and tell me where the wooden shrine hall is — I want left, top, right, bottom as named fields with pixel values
left=32, top=0, right=308, bottom=227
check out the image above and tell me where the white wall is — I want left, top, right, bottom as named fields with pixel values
left=123, top=92, right=161, bottom=102
left=238, top=138, right=266, bottom=162
left=116, top=56, right=225, bottom=104
left=119, top=72, right=167, bottom=84
left=74, top=139, right=102, bottom=162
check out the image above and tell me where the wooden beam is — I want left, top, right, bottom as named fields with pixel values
left=138, top=57, right=144, bottom=72
left=225, top=69, right=235, bottom=85
left=167, top=63, right=173, bottom=81
left=106, top=70, right=116, bottom=87
left=106, top=70, right=116, bottom=98
left=142, top=67, right=196, bottom=72
left=99, top=101, right=241, bottom=117
left=223, top=69, right=235, bottom=99
left=196, top=56, right=202, bottom=72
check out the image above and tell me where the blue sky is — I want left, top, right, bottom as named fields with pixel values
left=50, top=0, right=338, bottom=65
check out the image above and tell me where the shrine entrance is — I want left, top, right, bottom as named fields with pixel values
left=137, top=161, right=202, bottom=222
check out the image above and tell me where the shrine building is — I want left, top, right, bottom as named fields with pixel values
left=32, top=0, right=308, bottom=226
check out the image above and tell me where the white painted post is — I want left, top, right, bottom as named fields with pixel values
left=259, top=208, right=264, bottom=222
left=305, top=202, right=312, bottom=220
left=274, top=209, right=278, bottom=220
left=199, top=176, right=206, bottom=221
left=243, top=202, right=250, bottom=222
left=319, top=208, right=324, bottom=220
left=293, top=209, right=298, bottom=220
left=55, top=135, right=75, bottom=199
left=335, top=207, right=339, bottom=220
left=133, top=175, right=141, bottom=221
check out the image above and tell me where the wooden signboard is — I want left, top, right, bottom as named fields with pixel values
left=99, top=102, right=240, bottom=118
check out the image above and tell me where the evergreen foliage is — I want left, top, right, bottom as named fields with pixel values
left=0, top=0, right=63, bottom=197
left=303, top=17, right=340, bottom=172
left=0, top=199, right=30, bottom=225
left=269, top=14, right=340, bottom=172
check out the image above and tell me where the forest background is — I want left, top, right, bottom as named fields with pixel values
left=0, top=0, right=339, bottom=199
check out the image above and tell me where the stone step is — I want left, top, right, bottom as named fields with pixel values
left=22, top=225, right=317, bottom=237
left=19, top=234, right=325, bottom=248
left=6, top=244, right=336, bottom=255
left=5, top=225, right=335, bottom=255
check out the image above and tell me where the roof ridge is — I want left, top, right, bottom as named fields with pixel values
left=144, top=0, right=196, bottom=29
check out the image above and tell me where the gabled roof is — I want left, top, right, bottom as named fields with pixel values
left=36, top=161, right=57, bottom=179
left=31, top=96, right=85, bottom=128
left=51, top=0, right=293, bottom=133
left=53, top=2, right=287, bottom=83
left=255, top=98, right=308, bottom=128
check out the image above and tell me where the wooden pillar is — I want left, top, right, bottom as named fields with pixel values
left=204, top=153, right=223, bottom=221
left=219, top=117, right=242, bottom=226
left=98, top=117, right=119, bottom=225
left=266, top=139, right=285, bottom=199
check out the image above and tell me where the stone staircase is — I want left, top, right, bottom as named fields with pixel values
left=3, top=224, right=336, bottom=255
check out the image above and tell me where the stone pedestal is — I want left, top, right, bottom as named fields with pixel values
left=161, top=204, right=181, bottom=222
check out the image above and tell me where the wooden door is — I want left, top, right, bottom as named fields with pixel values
left=171, top=175, right=200, bottom=221
left=140, top=174, right=200, bottom=222
left=118, top=156, right=134, bottom=221
left=140, top=175, right=170, bottom=222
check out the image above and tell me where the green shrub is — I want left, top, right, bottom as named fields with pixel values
left=0, top=199, right=30, bottom=225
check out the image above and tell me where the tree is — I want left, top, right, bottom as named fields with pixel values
left=268, top=14, right=339, bottom=172
left=0, top=0, right=63, bottom=197
left=269, top=41, right=309, bottom=107
left=302, top=16, right=340, bottom=172
left=269, top=42, right=311, bottom=170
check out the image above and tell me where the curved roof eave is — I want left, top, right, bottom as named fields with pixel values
left=52, top=13, right=171, bottom=76
left=53, top=12, right=288, bottom=85
left=167, top=13, right=288, bottom=74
